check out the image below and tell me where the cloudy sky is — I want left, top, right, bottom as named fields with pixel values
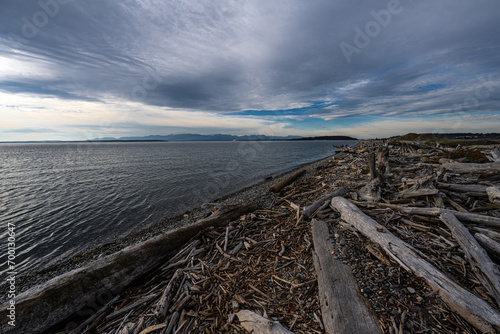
left=1, top=0, right=499, bottom=141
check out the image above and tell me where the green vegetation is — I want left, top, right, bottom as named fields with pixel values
left=391, top=133, right=498, bottom=147
left=439, top=139, right=499, bottom=147
left=395, top=133, right=436, bottom=142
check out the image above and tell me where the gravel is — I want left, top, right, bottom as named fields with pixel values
left=1, top=153, right=337, bottom=301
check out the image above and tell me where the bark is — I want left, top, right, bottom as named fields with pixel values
left=330, top=197, right=500, bottom=333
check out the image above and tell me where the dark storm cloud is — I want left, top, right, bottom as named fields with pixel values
left=1, top=0, right=499, bottom=118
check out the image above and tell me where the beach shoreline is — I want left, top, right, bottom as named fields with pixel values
left=4, top=147, right=349, bottom=299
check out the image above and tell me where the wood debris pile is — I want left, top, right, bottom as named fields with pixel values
left=61, top=139, right=500, bottom=334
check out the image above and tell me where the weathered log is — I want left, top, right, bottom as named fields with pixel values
left=311, top=219, right=381, bottom=334
left=380, top=205, right=500, bottom=228
left=440, top=162, right=500, bottom=174
left=487, top=186, right=500, bottom=204
left=269, top=170, right=306, bottom=193
left=368, top=151, right=377, bottom=180
left=471, top=227, right=500, bottom=242
left=398, top=188, right=439, bottom=198
left=439, top=212, right=500, bottom=306
left=488, top=147, right=500, bottom=162
left=376, top=146, right=390, bottom=176
left=67, top=294, right=120, bottom=334
left=236, top=310, right=293, bottom=334
left=0, top=204, right=257, bottom=334
left=358, top=179, right=381, bottom=202
left=437, top=182, right=488, bottom=194
left=302, top=186, right=350, bottom=219
left=476, top=233, right=500, bottom=261
left=330, top=197, right=500, bottom=333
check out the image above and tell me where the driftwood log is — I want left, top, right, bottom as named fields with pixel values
left=476, top=233, right=500, bottom=261
left=437, top=182, right=488, bottom=194
left=380, top=205, right=500, bottom=228
left=330, top=197, right=500, bottom=333
left=236, top=310, right=293, bottom=334
left=439, top=212, right=500, bottom=307
left=0, top=205, right=256, bottom=334
left=440, top=162, right=500, bottom=174
left=269, top=170, right=306, bottom=193
left=302, top=186, right=350, bottom=219
left=311, top=219, right=382, bottom=334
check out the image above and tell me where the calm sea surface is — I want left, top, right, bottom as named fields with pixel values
left=0, top=140, right=355, bottom=279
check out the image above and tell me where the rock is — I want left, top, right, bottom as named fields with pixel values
left=407, top=287, right=416, bottom=294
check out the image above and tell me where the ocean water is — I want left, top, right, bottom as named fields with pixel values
left=0, top=140, right=355, bottom=279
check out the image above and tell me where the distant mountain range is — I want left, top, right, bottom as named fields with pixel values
left=90, top=134, right=357, bottom=142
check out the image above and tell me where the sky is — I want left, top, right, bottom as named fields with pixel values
left=0, top=0, right=499, bottom=141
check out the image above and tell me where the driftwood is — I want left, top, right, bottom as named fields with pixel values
left=398, top=188, right=439, bottom=198
left=269, top=170, right=306, bottom=193
left=330, top=197, right=500, bottom=333
left=487, top=186, right=500, bottom=204
left=236, top=310, right=293, bottom=334
left=439, top=212, right=500, bottom=306
left=311, top=219, right=382, bottom=334
left=0, top=205, right=256, bottom=334
left=376, top=146, right=390, bottom=176
left=358, top=179, right=381, bottom=202
left=368, top=152, right=377, bottom=180
left=437, top=182, right=488, bottom=194
left=476, top=233, right=500, bottom=261
left=382, top=205, right=500, bottom=228
left=302, top=186, right=350, bottom=219
left=440, top=162, right=500, bottom=174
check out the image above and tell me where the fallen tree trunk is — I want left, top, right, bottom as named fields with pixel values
left=379, top=205, right=500, bottom=228
left=439, top=212, right=500, bottom=307
left=476, top=233, right=500, bottom=261
left=269, top=170, right=306, bottom=193
left=236, top=310, right=293, bottom=334
left=437, top=182, right=488, bottom=194
left=311, top=219, right=381, bottom=334
left=330, top=197, right=500, bottom=333
left=302, top=186, right=349, bottom=219
left=398, top=188, right=439, bottom=198
left=0, top=204, right=257, bottom=334
left=440, top=162, right=500, bottom=174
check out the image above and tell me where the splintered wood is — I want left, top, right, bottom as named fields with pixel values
left=85, top=208, right=323, bottom=334
left=67, top=139, right=500, bottom=334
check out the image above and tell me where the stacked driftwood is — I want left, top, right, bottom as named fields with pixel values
left=61, top=139, right=500, bottom=334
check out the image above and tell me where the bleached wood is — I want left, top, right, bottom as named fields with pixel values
left=330, top=196, right=500, bottom=333
left=311, top=219, right=382, bottom=334
left=439, top=212, right=500, bottom=307
left=440, top=162, right=500, bottom=174
left=236, top=310, right=294, bottom=334
left=302, top=186, right=349, bottom=218
left=476, top=233, right=500, bottom=261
